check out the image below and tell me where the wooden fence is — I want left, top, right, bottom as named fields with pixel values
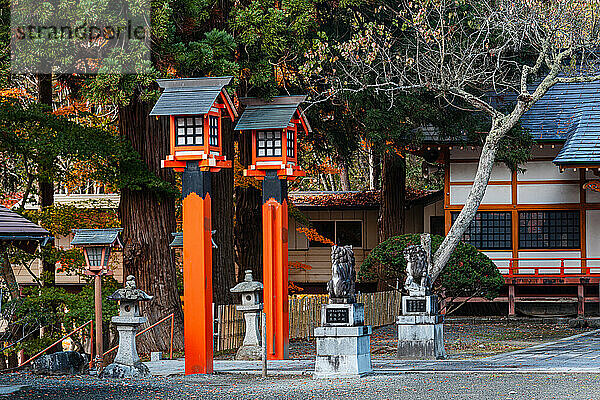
left=214, top=290, right=402, bottom=352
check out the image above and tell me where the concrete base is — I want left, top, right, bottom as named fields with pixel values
left=397, top=315, right=446, bottom=360
left=100, top=361, right=150, bottom=378
left=314, top=326, right=373, bottom=378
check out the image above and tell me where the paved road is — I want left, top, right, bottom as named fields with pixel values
left=3, top=372, right=600, bottom=399
left=146, top=329, right=600, bottom=375
left=3, top=329, right=600, bottom=399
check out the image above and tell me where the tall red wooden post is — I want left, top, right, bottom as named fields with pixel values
left=263, top=198, right=289, bottom=359
left=183, top=192, right=214, bottom=374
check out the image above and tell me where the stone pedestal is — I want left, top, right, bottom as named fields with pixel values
left=101, top=316, right=150, bottom=378
left=314, top=303, right=373, bottom=378
left=235, top=304, right=263, bottom=360
left=397, top=295, right=446, bottom=360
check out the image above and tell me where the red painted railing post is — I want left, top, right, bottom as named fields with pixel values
left=89, top=319, right=94, bottom=370
left=170, top=313, right=175, bottom=360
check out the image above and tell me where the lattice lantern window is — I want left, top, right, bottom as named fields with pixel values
left=257, top=130, right=282, bottom=158
left=286, top=130, right=295, bottom=158
left=176, top=116, right=204, bottom=146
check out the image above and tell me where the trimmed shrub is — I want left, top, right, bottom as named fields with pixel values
left=359, top=234, right=504, bottom=311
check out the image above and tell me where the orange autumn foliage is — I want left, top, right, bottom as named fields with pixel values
left=296, top=227, right=335, bottom=246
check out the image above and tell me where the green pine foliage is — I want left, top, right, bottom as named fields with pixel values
left=4, top=276, right=119, bottom=356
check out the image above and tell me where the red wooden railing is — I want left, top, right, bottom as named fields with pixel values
left=16, top=313, right=175, bottom=371
left=491, top=257, right=600, bottom=279
left=18, top=320, right=93, bottom=368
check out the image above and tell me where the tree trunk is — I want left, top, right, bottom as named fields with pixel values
left=378, top=151, right=405, bottom=243
left=369, top=147, right=381, bottom=190
left=338, top=159, right=350, bottom=191
left=0, top=248, right=19, bottom=299
left=118, top=97, right=184, bottom=352
left=234, top=133, right=263, bottom=282
left=431, top=121, right=506, bottom=281
left=211, top=117, right=236, bottom=304
left=36, top=73, right=56, bottom=286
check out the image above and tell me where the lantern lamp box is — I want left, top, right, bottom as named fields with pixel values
left=70, top=228, right=123, bottom=274
left=150, top=77, right=238, bottom=172
left=235, top=96, right=311, bottom=180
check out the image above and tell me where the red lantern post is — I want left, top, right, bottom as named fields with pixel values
left=71, top=229, right=123, bottom=371
left=150, top=77, right=237, bottom=374
left=236, top=96, right=311, bottom=360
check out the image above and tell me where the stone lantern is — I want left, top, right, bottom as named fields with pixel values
left=101, top=276, right=153, bottom=378
left=230, top=270, right=263, bottom=360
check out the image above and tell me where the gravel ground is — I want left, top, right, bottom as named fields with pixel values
left=3, top=371, right=600, bottom=399
left=282, top=318, right=592, bottom=360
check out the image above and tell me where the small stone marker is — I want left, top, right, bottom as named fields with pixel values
left=314, top=245, right=373, bottom=378
left=150, top=352, right=163, bottom=362
left=100, top=276, right=153, bottom=378
left=396, top=234, right=446, bottom=359
left=230, top=270, right=264, bottom=360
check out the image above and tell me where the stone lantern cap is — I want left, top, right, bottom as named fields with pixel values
left=230, top=270, right=263, bottom=293
left=108, top=275, right=153, bottom=302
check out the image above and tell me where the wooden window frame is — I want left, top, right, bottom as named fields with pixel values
left=307, top=219, right=364, bottom=249
left=450, top=211, right=512, bottom=250
left=518, top=210, right=580, bottom=250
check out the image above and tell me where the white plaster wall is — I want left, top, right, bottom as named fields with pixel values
left=585, top=170, right=600, bottom=180
left=530, top=146, right=561, bottom=159
left=518, top=161, right=579, bottom=181
left=450, top=162, right=511, bottom=182
left=450, top=185, right=512, bottom=205
left=586, top=210, right=600, bottom=273
left=517, top=183, right=580, bottom=204
left=515, top=251, right=581, bottom=275
left=483, top=251, right=513, bottom=275
left=587, top=189, right=600, bottom=203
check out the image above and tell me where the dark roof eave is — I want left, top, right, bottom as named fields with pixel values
left=292, top=190, right=443, bottom=210
left=0, top=235, right=52, bottom=244
left=553, top=160, right=600, bottom=166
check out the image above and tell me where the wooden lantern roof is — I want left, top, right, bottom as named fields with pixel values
left=150, top=77, right=237, bottom=120
left=235, top=95, right=311, bottom=180
left=71, top=228, right=123, bottom=247
left=234, top=96, right=311, bottom=133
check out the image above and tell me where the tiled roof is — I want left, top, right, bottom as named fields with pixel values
left=288, top=189, right=442, bottom=209
left=422, top=81, right=600, bottom=144
left=235, top=104, right=299, bottom=131
left=149, top=77, right=233, bottom=116
left=169, top=232, right=183, bottom=248
left=71, top=228, right=123, bottom=246
left=553, top=108, right=600, bottom=166
left=519, top=81, right=600, bottom=141
left=0, top=206, right=52, bottom=252
left=235, top=96, right=311, bottom=132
